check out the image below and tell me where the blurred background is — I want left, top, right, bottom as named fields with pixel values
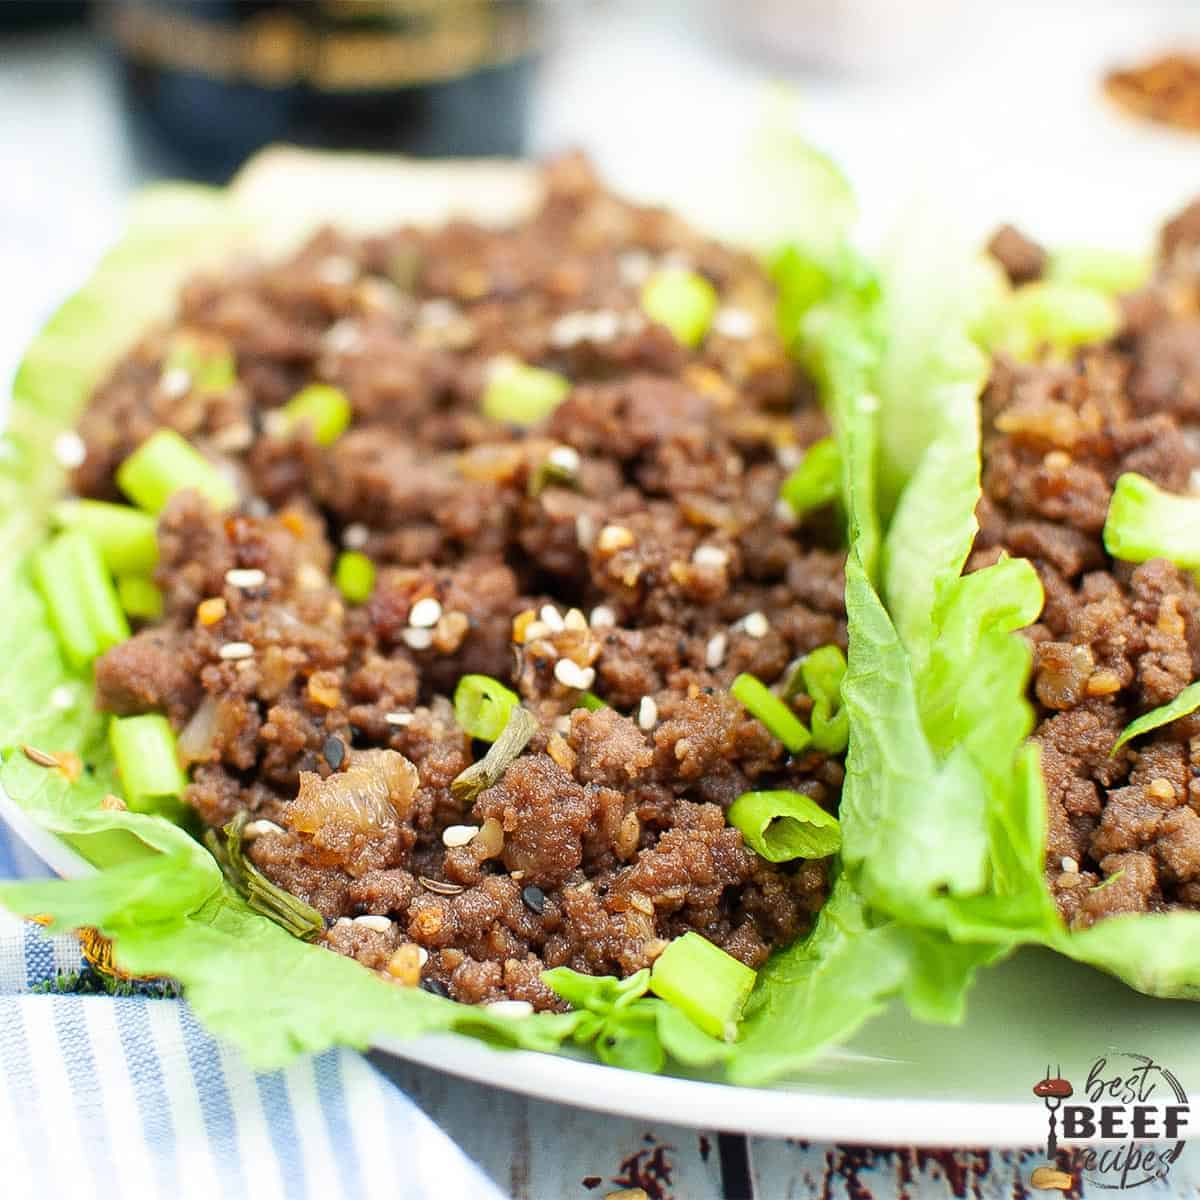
left=3, top=0, right=1200, bottom=387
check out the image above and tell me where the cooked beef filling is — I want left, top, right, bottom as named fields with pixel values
left=77, top=157, right=845, bottom=1007
left=976, top=201, right=1200, bottom=927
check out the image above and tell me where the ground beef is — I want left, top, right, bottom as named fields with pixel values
left=976, top=202, right=1200, bottom=928
left=79, top=156, right=843, bottom=1005
left=986, top=225, right=1046, bottom=286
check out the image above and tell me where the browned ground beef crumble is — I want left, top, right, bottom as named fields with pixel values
left=979, top=200, right=1200, bottom=928
left=79, top=157, right=845, bottom=1007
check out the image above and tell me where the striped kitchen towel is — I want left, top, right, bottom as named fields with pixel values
left=0, top=822, right=504, bottom=1200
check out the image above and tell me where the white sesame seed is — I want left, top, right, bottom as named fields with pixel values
left=243, top=819, right=285, bottom=840
left=587, top=310, right=621, bottom=342
left=318, top=255, right=357, bottom=285
left=160, top=366, right=192, bottom=398
left=342, top=522, right=369, bottom=549
left=575, top=514, right=596, bottom=550
left=589, top=605, right=616, bottom=629
left=554, top=659, right=595, bottom=690
left=409, top=597, right=443, bottom=628
left=776, top=445, right=803, bottom=471
left=245, top=496, right=271, bottom=519
left=554, top=715, right=572, bottom=734
left=49, top=685, right=75, bottom=710
left=402, top=627, right=434, bottom=651
left=210, top=423, right=254, bottom=453
left=617, top=249, right=653, bottom=285
left=692, top=545, right=729, bottom=569
left=53, top=431, right=86, bottom=469
left=353, top=915, right=392, bottom=933
left=442, top=824, right=480, bottom=848
left=597, top=524, right=634, bottom=553
left=486, top=999, right=534, bottom=1018
left=418, top=298, right=459, bottom=327
left=1061, top=856, right=1079, bottom=875
left=384, top=711, right=414, bottom=726
left=548, top=445, right=581, bottom=474
left=638, top=696, right=658, bottom=730
left=225, top=568, right=266, bottom=589
left=563, top=608, right=588, bottom=632
left=262, top=410, right=289, bottom=439
left=713, top=307, right=757, bottom=339
left=218, top=642, right=254, bottom=660
left=323, top=318, right=363, bottom=354
left=335, top=916, right=353, bottom=927
left=296, top=562, right=326, bottom=591
left=522, top=620, right=551, bottom=642
left=540, top=604, right=566, bottom=633
left=705, top=632, right=728, bottom=670
left=1190, top=468, right=1200, bottom=496
left=549, top=311, right=589, bottom=349
left=744, top=611, right=770, bottom=639
left=774, top=499, right=797, bottom=526
left=417, top=947, right=429, bottom=966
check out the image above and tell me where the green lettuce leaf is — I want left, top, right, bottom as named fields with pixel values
left=1112, top=681, right=1200, bottom=754
left=1103, top=471, right=1200, bottom=568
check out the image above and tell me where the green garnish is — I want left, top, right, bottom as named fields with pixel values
left=727, top=790, right=841, bottom=862
left=334, top=550, right=375, bottom=604
left=577, top=690, right=607, bottom=712
left=1047, top=246, right=1150, bottom=295
left=648, top=932, right=756, bottom=1042
left=32, top=530, right=129, bottom=670
left=797, top=644, right=848, bottom=753
left=50, top=499, right=159, bottom=575
left=450, top=704, right=537, bottom=802
left=481, top=358, right=571, bottom=427
left=1103, top=472, right=1200, bottom=570
left=116, top=429, right=237, bottom=514
left=116, top=574, right=163, bottom=620
left=730, top=672, right=811, bottom=753
left=978, top=281, right=1120, bottom=361
left=164, top=334, right=236, bottom=394
left=1112, top=681, right=1200, bottom=755
left=640, top=268, right=718, bottom=348
left=780, top=436, right=841, bottom=519
left=109, top=713, right=188, bottom=819
left=204, top=812, right=324, bottom=941
left=282, top=383, right=352, bottom=447
left=454, top=674, right=519, bottom=742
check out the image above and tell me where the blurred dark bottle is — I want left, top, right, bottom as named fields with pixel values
left=105, top=1, right=540, bottom=181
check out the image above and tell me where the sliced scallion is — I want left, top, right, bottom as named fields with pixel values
left=282, top=383, right=352, bottom=446
left=165, top=334, right=236, bottom=394
left=334, top=550, right=375, bottom=604
left=117, top=574, right=164, bottom=621
left=51, top=499, right=158, bottom=575
left=640, top=268, right=718, bottom=348
left=109, top=713, right=187, bottom=818
left=577, top=690, right=607, bottom=712
left=451, top=704, right=537, bottom=803
left=727, top=790, right=841, bottom=862
left=481, top=358, right=570, bottom=427
left=648, top=932, right=756, bottom=1042
left=454, top=674, right=519, bottom=742
left=730, top=672, right=810, bottom=754
left=799, top=644, right=848, bottom=754
left=116, top=429, right=237, bottom=514
left=780, top=437, right=841, bottom=519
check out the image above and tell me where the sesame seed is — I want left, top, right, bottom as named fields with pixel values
left=323, top=318, right=363, bottom=354
left=713, top=307, right=757, bottom=339
left=384, top=711, right=414, bottom=726
left=318, top=255, right=357, bottom=285
left=575, top=514, right=596, bottom=550
left=353, top=915, right=392, bottom=933
left=49, top=685, right=75, bottom=710
left=323, top=735, right=345, bottom=770
left=638, top=696, right=658, bottom=730
left=554, top=715, right=572, bottom=734
left=549, top=311, right=589, bottom=348
left=262, top=410, right=289, bottom=439
left=402, top=627, right=434, bottom=651
left=590, top=605, right=616, bottom=628
left=554, top=659, right=595, bottom=690
left=335, top=916, right=353, bottom=927
left=442, top=824, right=479, bottom=848
left=417, top=947, right=429, bottom=966
left=296, top=563, right=326, bottom=592
left=342, top=522, right=369, bottom=549
left=705, top=632, right=727, bottom=669
left=486, top=999, right=534, bottom=1018
left=588, top=310, right=621, bottom=342
left=418, top=298, right=459, bottom=327
left=564, top=608, right=588, bottom=632
left=1060, top=856, right=1079, bottom=874
left=597, top=524, right=634, bottom=553
left=53, top=431, right=86, bottom=469
left=1189, top=467, right=1200, bottom=495
left=774, top=499, right=797, bottom=526
left=776, top=445, right=802, bottom=471
left=522, top=621, right=551, bottom=644
left=243, top=819, right=285, bottom=840
left=548, top=445, right=580, bottom=474
left=744, top=611, right=770, bottom=639
left=692, top=545, right=728, bottom=569
left=617, top=249, right=653, bottom=285
left=540, top=604, right=566, bottom=633
left=225, top=567, right=266, bottom=589
left=160, top=367, right=192, bottom=398
left=409, top=597, right=443, bottom=628
left=210, top=423, right=254, bottom=453
left=218, top=642, right=254, bottom=660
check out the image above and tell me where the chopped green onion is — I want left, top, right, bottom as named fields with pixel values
left=109, top=714, right=188, bottom=818
left=451, top=704, right=537, bottom=803
left=1112, top=681, right=1200, bottom=755
left=33, top=531, right=130, bottom=670
left=780, top=437, right=841, bottom=518
left=1047, top=246, right=1150, bottom=295
left=334, top=550, right=375, bottom=604
left=577, top=690, right=607, bottom=712
left=204, top=812, right=324, bottom=940
left=164, top=333, right=236, bottom=394
left=117, top=574, right=164, bottom=620
left=51, top=499, right=158, bottom=575
left=116, top=429, right=237, bottom=514
left=799, top=644, right=848, bottom=754
left=978, top=282, right=1120, bottom=361
left=454, top=674, right=519, bottom=742
left=282, top=383, right=352, bottom=446
left=730, top=672, right=810, bottom=754
left=727, top=790, right=841, bottom=862
left=640, top=268, right=718, bottom=348
left=1103, top=472, right=1200, bottom=569
left=481, top=358, right=571, bottom=427
left=649, top=932, right=756, bottom=1042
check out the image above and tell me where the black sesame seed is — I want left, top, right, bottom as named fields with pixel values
left=323, top=735, right=345, bottom=770
left=421, top=978, right=451, bottom=998
left=521, top=885, right=546, bottom=914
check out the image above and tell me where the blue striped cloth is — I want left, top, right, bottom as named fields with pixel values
left=0, top=822, right=504, bottom=1200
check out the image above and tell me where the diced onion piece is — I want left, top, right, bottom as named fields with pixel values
left=290, top=748, right=418, bottom=834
